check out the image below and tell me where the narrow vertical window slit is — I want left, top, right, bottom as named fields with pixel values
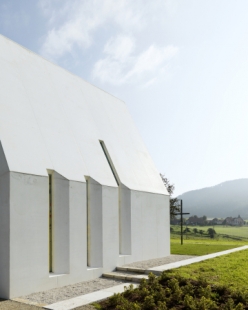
left=86, top=179, right=90, bottom=267
left=49, top=174, right=53, bottom=272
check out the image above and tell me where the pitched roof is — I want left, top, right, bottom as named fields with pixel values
left=0, top=35, right=167, bottom=195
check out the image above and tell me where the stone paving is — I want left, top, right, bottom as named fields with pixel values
left=123, top=254, right=195, bottom=269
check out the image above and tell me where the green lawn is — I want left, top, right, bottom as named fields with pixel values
left=171, top=239, right=246, bottom=255
left=167, top=248, right=248, bottom=291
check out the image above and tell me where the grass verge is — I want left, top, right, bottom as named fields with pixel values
left=170, top=239, right=245, bottom=256
left=167, top=248, right=248, bottom=291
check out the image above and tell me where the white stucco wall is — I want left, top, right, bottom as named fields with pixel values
left=0, top=168, right=170, bottom=298
left=0, top=34, right=170, bottom=299
left=0, top=143, right=10, bottom=298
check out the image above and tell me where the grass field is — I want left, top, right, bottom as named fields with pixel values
left=171, top=239, right=246, bottom=255
left=170, top=224, right=248, bottom=255
left=171, top=224, right=248, bottom=241
left=167, top=248, right=248, bottom=291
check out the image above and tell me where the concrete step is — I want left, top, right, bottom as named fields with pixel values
left=102, top=270, right=148, bottom=283
left=116, top=266, right=146, bottom=273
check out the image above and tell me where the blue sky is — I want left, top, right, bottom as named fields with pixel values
left=1, top=0, right=248, bottom=195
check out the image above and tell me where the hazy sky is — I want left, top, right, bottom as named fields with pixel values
left=0, top=0, right=248, bottom=195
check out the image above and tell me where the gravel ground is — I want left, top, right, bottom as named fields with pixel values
left=9, top=255, right=194, bottom=309
left=20, top=278, right=124, bottom=305
left=0, top=300, right=95, bottom=310
left=123, top=254, right=195, bottom=269
left=0, top=300, right=42, bottom=310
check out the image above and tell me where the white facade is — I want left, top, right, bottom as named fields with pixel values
left=0, top=34, right=170, bottom=299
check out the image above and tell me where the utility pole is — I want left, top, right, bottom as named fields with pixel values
left=172, top=200, right=190, bottom=245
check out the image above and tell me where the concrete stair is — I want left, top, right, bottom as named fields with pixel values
left=103, top=266, right=149, bottom=283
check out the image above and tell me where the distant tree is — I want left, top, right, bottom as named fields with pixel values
left=199, top=229, right=204, bottom=235
left=207, top=228, right=216, bottom=239
left=160, top=174, right=180, bottom=218
left=170, top=227, right=174, bottom=232
left=184, top=227, right=191, bottom=233
left=202, top=215, right=207, bottom=221
left=202, top=215, right=208, bottom=225
left=193, top=228, right=198, bottom=234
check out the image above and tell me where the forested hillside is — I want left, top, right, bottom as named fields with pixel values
left=178, top=179, right=248, bottom=219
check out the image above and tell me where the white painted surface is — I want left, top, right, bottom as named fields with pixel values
left=0, top=34, right=167, bottom=195
left=0, top=147, right=10, bottom=298
left=102, top=185, right=119, bottom=271
left=118, top=191, right=170, bottom=266
left=68, top=181, right=87, bottom=282
left=0, top=34, right=170, bottom=298
left=119, top=184, right=132, bottom=255
left=44, top=283, right=137, bottom=310
left=87, top=178, right=103, bottom=268
left=52, top=172, right=70, bottom=274
left=9, top=172, right=50, bottom=297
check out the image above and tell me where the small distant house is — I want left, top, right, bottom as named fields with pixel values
left=224, top=217, right=233, bottom=225
left=232, top=215, right=244, bottom=226
left=223, top=215, right=244, bottom=226
left=210, top=218, right=224, bottom=225
left=186, top=215, right=206, bottom=225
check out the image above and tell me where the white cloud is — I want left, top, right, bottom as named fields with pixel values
left=39, top=0, right=145, bottom=59
left=126, top=45, right=178, bottom=79
left=92, top=41, right=178, bottom=85
left=39, top=0, right=179, bottom=85
left=104, top=35, right=135, bottom=62
left=40, top=1, right=103, bottom=58
left=92, top=58, right=125, bottom=85
left=41, top=18, right=94, bottom=58
left=142, top=78, right=158, bottom=88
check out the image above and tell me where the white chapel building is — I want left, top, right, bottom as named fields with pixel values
left=0, top=34, right=170, bottom=299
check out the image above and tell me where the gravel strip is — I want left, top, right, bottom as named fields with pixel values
left=20, top=278, right=125, bottom=305
left=17, top=255, right=194, bottom=308
left=123, top=255, right=195, bottom=269
left=0, top=300, right=95, bottom=310
left=0, top=300, right=41, bottom=310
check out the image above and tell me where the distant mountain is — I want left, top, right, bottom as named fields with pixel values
left=178, top=179, right=248, bottom=219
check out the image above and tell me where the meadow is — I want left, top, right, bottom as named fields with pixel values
left=171, top=224, right=248, bottom=241
left=170, top=224, right=248, bottom=255
left=170, top=239, right=246, bottom=255
left=167, top=249, right=248, bottom=291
